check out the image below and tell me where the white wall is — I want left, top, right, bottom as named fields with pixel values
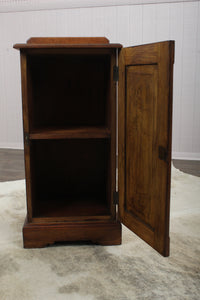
left=0, top=1, right=200, bottom=159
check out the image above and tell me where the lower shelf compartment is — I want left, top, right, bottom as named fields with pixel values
left=33, top=197, right=110, bottom=218
left=23, top=218, right=122, bottom=248
left=30, top=139, right=112, bottom=219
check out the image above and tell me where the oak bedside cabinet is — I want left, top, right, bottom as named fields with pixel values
left=14, top=37, right=174, bottom=257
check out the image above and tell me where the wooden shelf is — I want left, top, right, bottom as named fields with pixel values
left=29, top=127, right=111, bottom=140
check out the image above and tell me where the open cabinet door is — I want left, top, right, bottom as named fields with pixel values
left=118, top=41, right=174, bottom=256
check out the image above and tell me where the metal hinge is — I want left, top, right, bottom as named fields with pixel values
left=113, top=66, right=119, bottom=82
left=24, top=132, right=30, bottom=146
left=113, top=191, right=119, bottom=205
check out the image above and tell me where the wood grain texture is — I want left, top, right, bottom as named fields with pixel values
left=20, top=53, right=33, bottom=222
left=118, top=41, right=174, bottom=257
left=27, top=37, right=110, bottom=44
left=109, top=49, right=117, bottom=218
left=14, top=43, right=122, bottom=50
left=23, top=218, right=122, bottom=248
left=17, top=39, right=118, bottom=247
left=32, top=215, right=112, bottom=223
left=29, top=127, right=111, bottom=139
left=125, top=65, right=158, bottom=229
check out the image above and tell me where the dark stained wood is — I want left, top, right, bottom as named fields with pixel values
left=20, top=53, right=33, bottom=222
left=123, top=43, right=158, bottom=65
left=13, top=43, right=122, bottom=50
left=30, top=139, right=111, bottom=219
left=23, top=218, right=122, bottom=248
left=165, top=41, right=174, bottom=256
left=20, top=53, right=29, bottom=133
left=118, top=41, right=174, bottom=257
left=29, top=127, right=111, bottom=139
left=125, top=64, right=157, bottom=229
left=33, top=197, right=110, bottom=219
left=27, top=37, right=110, bottom=44
left=27, top=54, right=111, bottom=130
left=14, top=37, right=175, bottom=253
left=32, top=215, right=112, bottom=224
left=18, top=48, right=118, bottom=57
left=14, top=37, right=119, bottom=248
left=109, top=49, right=117, bottom=217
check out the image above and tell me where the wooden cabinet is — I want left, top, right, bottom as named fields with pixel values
left=14, top=37, right=174, bottom=256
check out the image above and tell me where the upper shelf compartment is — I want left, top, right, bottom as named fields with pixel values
left=26, top=52, right=113, bottom=130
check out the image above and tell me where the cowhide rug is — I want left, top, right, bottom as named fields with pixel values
left=0, top=165, right=200, bottom=300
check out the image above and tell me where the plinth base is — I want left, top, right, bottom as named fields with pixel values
left=23, top=218, right=122, bottom=248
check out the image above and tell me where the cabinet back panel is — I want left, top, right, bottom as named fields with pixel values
left=27, top=55, right=111, bottom=129
left=31, top=139, right=111, bottom=217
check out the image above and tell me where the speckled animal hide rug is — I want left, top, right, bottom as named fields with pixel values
left=0, top=165, right=200, bottom=300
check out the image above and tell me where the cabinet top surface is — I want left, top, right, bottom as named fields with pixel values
left=13, top=37, right=122, bottom=50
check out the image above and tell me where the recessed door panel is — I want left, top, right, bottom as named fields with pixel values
left=126, top=65, right=157, bottom=229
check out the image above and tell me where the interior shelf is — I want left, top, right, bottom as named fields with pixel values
left=29, top=126, right=111, bottom=140
left=33, top=197, right=110, bottom=218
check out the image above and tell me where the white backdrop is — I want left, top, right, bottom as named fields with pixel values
left=0, top=0, right=200, bottom=159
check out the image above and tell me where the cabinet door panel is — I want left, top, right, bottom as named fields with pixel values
left=118, top=41, right=174, bottom=256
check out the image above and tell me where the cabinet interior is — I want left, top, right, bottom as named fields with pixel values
left=31, top=139, right=111, bottom=219
left=26, top=51, right=115, bottom=220
left=27, top=53, right=111, bottom=130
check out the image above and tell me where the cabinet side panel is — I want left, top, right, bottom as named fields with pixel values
left=110, top=50, right=117, bottom=218
left=20, top=53, right=33, bottom=221
left=118, top=49, right=125, bottom=219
